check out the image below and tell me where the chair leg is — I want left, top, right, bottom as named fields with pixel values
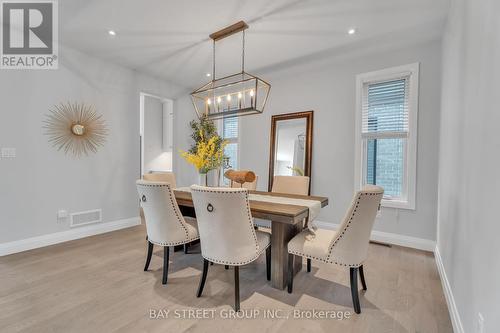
left=225, top=265, right=229, bottom=270
left=307, top=258, right=311, bottom=273
left=184, top=243, right=189, bottom=254
left=266, top=246, right=271, bottom=281
left=287, top=254, right=294, bottom=294
left=359, top=265, right=367, bottom=291
left=162, top=246, right=169, bottom=285
left=234, top=266, right=240, bottom=312
left=197, top=259, right=209, bottom=297
left=144, top=241, right=154, bottom=271
left=350, top=267, right=361, bottom=314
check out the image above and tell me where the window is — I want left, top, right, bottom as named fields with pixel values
left=221, top=116, right=239, bottom=185
left=355, top=63, right=419, bottom=209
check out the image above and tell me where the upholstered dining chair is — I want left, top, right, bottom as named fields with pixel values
left=231, top=175, right=258, bottom=190
left=141, top=172, right=197, bottom=252
left=287, top=185, right=383, bottom=314
left=255, top=175, right=311, bottom=230
left=190, top=185, right=271, bottom=311
left=271, top=175, right=310, bottom=195
left=136, top=180, right=199, bottom=285
left=143, top=172, right=177, bottom=188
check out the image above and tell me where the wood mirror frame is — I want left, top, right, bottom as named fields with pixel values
left=268, top=111, right=314, bottom=194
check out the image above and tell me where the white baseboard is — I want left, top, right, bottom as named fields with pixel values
left=434, top=246, right=464, bottom=333
left=0, top=217, right=141, bottom=257
left=314, top=221, right=436, bottom=252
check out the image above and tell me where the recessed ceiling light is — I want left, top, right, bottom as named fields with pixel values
left=348, top=28, right=356, bottom=35
left=206, top=73, right=211, bottom=77
left=108, top=30, right=116, bottom=36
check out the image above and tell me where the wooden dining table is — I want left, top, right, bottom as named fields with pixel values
left=174, top=189, right=329, bottom=290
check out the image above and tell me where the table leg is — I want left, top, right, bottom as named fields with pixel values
left=270, top=221, right=302, bottom=289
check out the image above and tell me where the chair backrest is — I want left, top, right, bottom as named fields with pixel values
left=271, top=175, right=310, bottom=195
left=231, top=175, right=258, bottom=191
left=136, top=180, right=190, bottom=246
left=190, top=185, right=260, bottom=265
left=327, top=185, right=384, bottom=266
left=143, top=172, right=177, bottom=188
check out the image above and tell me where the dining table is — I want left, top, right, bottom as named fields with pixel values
left=173, top=189, right=329, bottom=290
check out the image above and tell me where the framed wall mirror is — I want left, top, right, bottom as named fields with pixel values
left=268, top=111, right=314, bottom=193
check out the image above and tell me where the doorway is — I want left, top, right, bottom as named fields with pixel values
left=139, top=92, right=173, bottom=177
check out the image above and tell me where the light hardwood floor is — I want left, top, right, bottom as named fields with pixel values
left=0, top=225, right=452, bottom=333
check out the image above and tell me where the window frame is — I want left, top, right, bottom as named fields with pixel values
left=354, top=63, right=419, bottom=210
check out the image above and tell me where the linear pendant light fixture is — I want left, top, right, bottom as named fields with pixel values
left=191, top=21, right=271, bottom=120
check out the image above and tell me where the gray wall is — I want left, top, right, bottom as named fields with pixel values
left=0, top=46, right=183, bottom=243
left=438, top=0, right=500, bottom=331
left=175, top=39, right=442, bottom=241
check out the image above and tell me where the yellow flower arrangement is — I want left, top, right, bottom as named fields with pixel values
left=180, top=130, right=227, bottom=174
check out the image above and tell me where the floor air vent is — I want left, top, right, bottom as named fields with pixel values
left=70, top=209, right=102, bottom=227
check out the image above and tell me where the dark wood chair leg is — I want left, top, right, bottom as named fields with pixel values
left=359, top=265, right=367, bottom=291
left=307, top=258, right=311, bottom=273
left=183, top=243, right=189, bottom=254
left=162, top=246, right=169, bottom=285
left=350, top=267, right=361, bottom=314
left=266, top=246, right=271, bottom=281
left=287, top=254, right=294, bottom=294
left=197, top=259, right=209, bottom=297
left=225, top=265, right=229, bottom=270
left=234, top=266, right=240, bottom=312
left=144, top=241, right=154, bottom=271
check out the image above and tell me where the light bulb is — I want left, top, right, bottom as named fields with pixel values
left=238, top=92, right=243, bottom=99
left=348, top=28, right=356, bottom=35
left=207, top=98, right=211, bottom=105
left=217, top=96, right=222, bottom=103
left=226, top=94, right=231, bottom=101
left=249, top=90, right=254, bottom=97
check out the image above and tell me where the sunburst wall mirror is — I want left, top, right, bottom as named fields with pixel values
left=43, top=102, right=108, bottom=157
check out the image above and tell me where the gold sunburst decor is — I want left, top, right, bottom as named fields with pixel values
left=43, top=102, right=108, bottom=157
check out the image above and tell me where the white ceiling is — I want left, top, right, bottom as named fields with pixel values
left=60, top=0, right=450, bottom=89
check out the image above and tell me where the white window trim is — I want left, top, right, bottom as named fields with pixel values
left=354, top=63, right=419, bottom=210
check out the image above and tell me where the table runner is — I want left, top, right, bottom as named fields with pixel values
left=249, top=194, right=320, bottom=233
left=175, top=187, right=320, bottom=234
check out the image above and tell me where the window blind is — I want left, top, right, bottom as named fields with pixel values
left=361, top=77, right=409, bottom=139
left=223, top=117, right=238, bottom=140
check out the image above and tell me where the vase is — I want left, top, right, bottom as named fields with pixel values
left=198, top=173, right=208, bottom=186
left=213, top=168, right=221, bottom=187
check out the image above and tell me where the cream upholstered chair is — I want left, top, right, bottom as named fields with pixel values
left=136, top=180, right=199, bottom=285
left=230, top=175, right=258, bottom=190
left=255, top=175, right=311, bottom=229
left=190, top=185, right=271, bottom=311
left=287, top=185, right=383, bottom=314
left=141, top=172, right=195, bottom=251
left=143, top=172, right=177, bottom=188
left=271, top=175, right=310, bottom=195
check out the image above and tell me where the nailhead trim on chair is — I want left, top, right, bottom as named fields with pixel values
left=202, top=242, right=270, bottom=266
left=148, top=236, right=200, bottom=247
left=288, top=191, right=383, bottom=268
left=137, top=182, right=200, bottom=245
left=191, top=187, right=270, bottom=266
